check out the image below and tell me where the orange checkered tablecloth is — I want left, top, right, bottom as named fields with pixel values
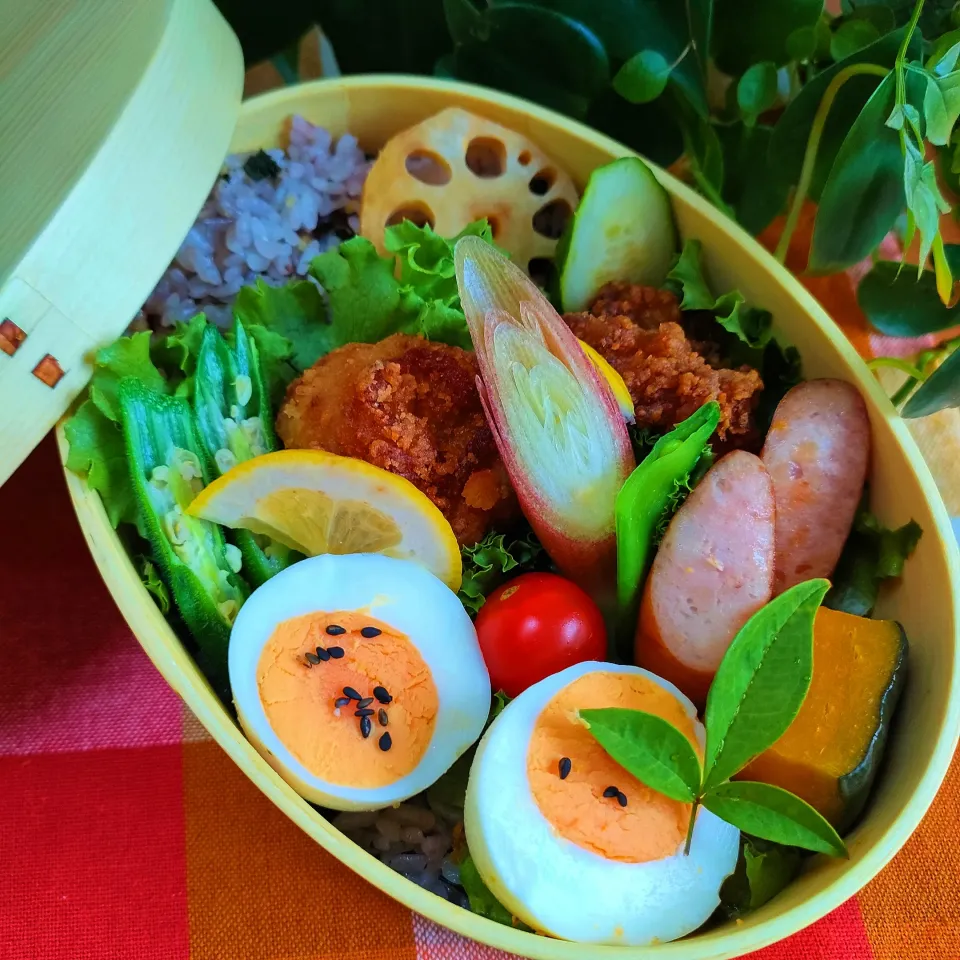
left=5, top=64, right=960, bottom=957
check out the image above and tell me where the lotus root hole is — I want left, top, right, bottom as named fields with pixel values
left=482, top=215, right=501, bottom=239
left=518, top=150, right=532, bottom=166
left=465, top=137, right=507, bottom=178
left=529, top=168, right=556, bottom=196
left=532, top=199, right=573, bottom=240
left=386, top=203, right=435, bottom=229
left=528, top=257, right=556, bottom=289
left=405, top=150, right=452, bottom=186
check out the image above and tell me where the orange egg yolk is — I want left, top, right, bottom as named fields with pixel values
left=527, top=672, right=699, bottom=863
left=257, top=610, right=438, bottom=788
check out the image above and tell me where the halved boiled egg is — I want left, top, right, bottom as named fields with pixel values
left=230, top=553, right=491, bottom=810
left=464, top=661, right=739, bottom=945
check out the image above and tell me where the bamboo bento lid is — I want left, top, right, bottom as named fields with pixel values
left=0, top=0, right=244, bottom=485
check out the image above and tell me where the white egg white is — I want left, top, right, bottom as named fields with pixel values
left=464, top=661, right=740, bottom=945
left=230, top=553, right=491, bottom=811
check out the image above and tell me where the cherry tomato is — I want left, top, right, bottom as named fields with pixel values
left=475, top=572, right=607, bottom=697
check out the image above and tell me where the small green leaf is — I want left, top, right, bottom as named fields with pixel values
left=830, top=18, right=881, bottom=61
left=580, top=708, right=702, bottom=803
left=702, top=781, right=848, bottom=857
left=844, top=4, right=897, bottom=34
left=737, top=62, right=779, bottom=125
left=785, top=25, right=817, bottom=60
left=923, top=70, right=960, bottom=145
left=826, top=498, right=922, bottom=616
left=458, top=529, right=544, bottom=616
left=703, top=579, right=831, bottom=790
left=928, top=31, right=960, bottom=75
left=857, top=246, right=960, bottom=336
left=89, top=332, right=167, bottom=423
left=713, top=0, right=822, bottom=74
left=903, top=137, right=952, bottom=271
left=719, top=837, right=803, bottom=918
left=613, top=50, right=672, bottom=104
left=902, top=345, right=960, bottom=417
left=459, top=854, right=529, bottom=928
left=810, top=73, right=904, bottom=273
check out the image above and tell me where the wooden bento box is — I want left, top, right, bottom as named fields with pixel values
left=47, top=70, right=960, bottom=960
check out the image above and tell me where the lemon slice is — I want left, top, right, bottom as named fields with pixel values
left=579, top=339, right=635, bottom=423
left=187, top=450, right=462, bottom=591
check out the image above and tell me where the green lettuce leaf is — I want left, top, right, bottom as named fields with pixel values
left=665, top=239, right=773, bottom=348
left=151, top=314, right=209, bottom=385
left=238, top=323, right=296, bottom=405
left=232, top=278, right=329, bottom=371
left=384, top=219, right=495, bottom=305
left=826, top=499, right=922, bottom=616
left=718, top=836, right=802, bottom=919
left=458, top=529, right=545, bottom=616
left=89, top=332, right=167, bottom=422
left=63, top=399, right=137, bottom=528
left=459, top=855, right=525, bottom=926
left=138, top=557, right=171, bottom=616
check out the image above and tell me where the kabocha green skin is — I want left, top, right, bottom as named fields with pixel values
left=118, top=378, right=247, bottom=699
left=837, top=625, right=908, bottom=833
left=613, top=401, right=720, bottom=660
left=193, top=319, right=296, bottom=586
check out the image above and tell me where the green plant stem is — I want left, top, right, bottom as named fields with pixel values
left=895, top=0, right=925, bottom=109
left=891, top=378, right=919, bottom=406
left=868, top=356, right=927, bottom=379
left=774, top=63, right=891, bottom=264
left=684, top=797, right=701, bottom=855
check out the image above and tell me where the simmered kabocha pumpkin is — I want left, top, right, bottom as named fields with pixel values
left=739, top=607, right=907, bottom=830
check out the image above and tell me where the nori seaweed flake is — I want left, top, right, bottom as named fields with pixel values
left=243, top=149, right=281, bottom=182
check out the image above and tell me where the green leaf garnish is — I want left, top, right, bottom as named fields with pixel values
left=703, top=578, right=830, bottom=790
left=457, top=529, right=544, bottom=617
left=63, top=399, right=138, bottom=528
left=826, top=498, right=923, bottom=614
left=89, top=331, right=167, bottom=423
left=459, top=853, right=530, bottom=929
left=702, top=781, right=848, bottom=857
left=580, top=707, right=701, bottom=802
left=719, top=836, right=802, bottom=918
left=665, top=240, right=772, bottom=347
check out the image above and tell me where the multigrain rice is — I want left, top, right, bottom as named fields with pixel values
left=144, top=116, right=369, bottom=328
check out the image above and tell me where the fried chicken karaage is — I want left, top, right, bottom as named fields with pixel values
left=566, top=283, right=763, bottom=446
left=276, top=334, right=518, bottom=546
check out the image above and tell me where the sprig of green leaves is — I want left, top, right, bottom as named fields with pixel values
left=581, top=579, right=847, bottom=858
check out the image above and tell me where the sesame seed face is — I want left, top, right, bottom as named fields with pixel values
left=558, top=757, right=572, bottom=780
left=379, top=732, right=393, bottom=751
left=326, top=624, right=346, bottom=636
left=361, top=626, right=382, bottom=638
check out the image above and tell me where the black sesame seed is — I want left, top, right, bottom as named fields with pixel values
left=327, top=646, right=345, bottom=659
left=360, top=716, right=372, bottom=738
left=305, top=652, right=321, bottom=664
left=326, top=624, right=346, bottom=636
left=357, top=697, right=374, bottom=708
left=602, top=786, right=619, bottom=799
left=373, top=686, right=392, bottom=704
left=315, top=646, right=331, bottom=662
left=558, top=757, right=572, bottom=780
left=334, top=697, right=351, bottom=708
left=360, top=626, right=382, bottom=638
left=342, top=686, right=362, bottom=700
left=617, top=791, right=628, bottom=807
left=355, top=708, right=375, bottom=718
left=378, top=708, right=389, bottom=727
left=379, top=732, right=392, bottom=751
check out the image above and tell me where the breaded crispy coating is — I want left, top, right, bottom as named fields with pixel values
left=567, top=283, right=763, bottom=445
left=276, top=334, right=518, bottom=546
